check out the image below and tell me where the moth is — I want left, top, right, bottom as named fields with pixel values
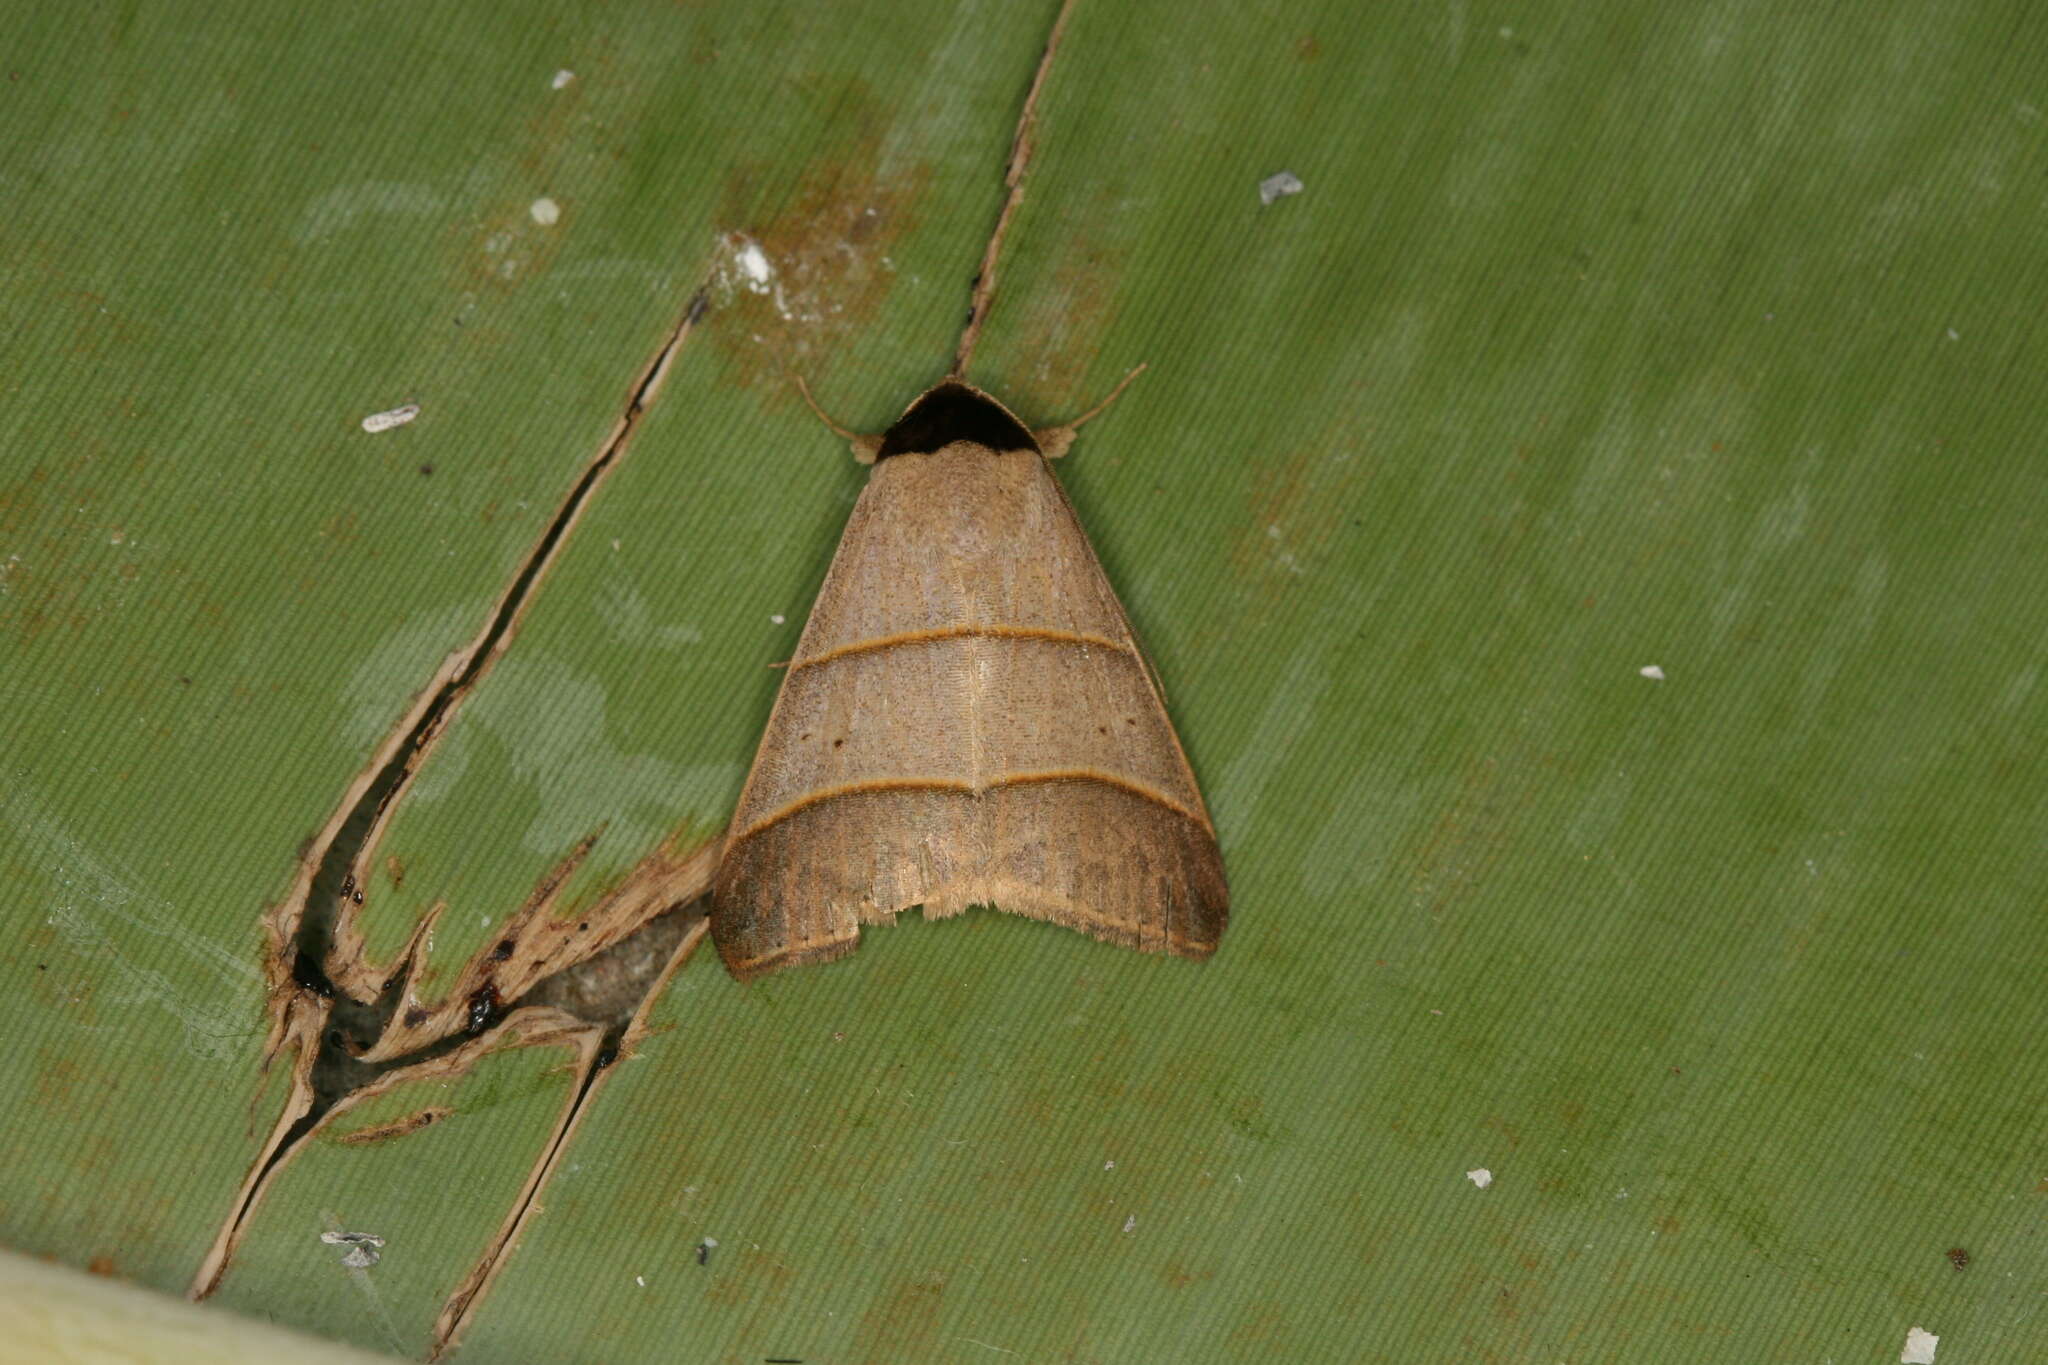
left=711, top=375, right=1228, bottom=980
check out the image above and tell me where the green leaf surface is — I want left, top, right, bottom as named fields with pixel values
left=211, top=1042, right=579, bottom=1359
left=5, top=1, right=2044, bottom=1361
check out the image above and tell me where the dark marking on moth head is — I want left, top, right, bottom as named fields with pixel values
left=875, top=381, right=1036, bottom=460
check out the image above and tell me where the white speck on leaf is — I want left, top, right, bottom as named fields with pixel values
left=1258, top=171, right=1304, bottom=206
left=321, top=1229, right=385, bottom=1269
left=530, top=197, right=561, bottom=226
left=1121, top=1214, right=1137, bottom=1233
left=361, top=404, right=419, bottom=434
left=1467, top=1168, right=1493, bottom=1189
left=552, top=69, right=574, bottom=90
left=1639, top=664, right=1665, bottom=680
left=1104, top=1160, right=1115, bottom=1170
left=1901, top=1326, right=1939, bottom=1363
left=1946, top=328, right=1960, bottom=341
left=770, top=613, right=786, bottom=625
left=635, top=1274, right=646, bottom=1287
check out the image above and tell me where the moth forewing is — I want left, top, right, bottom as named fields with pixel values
left=711, top=379, right=1227, bottom=980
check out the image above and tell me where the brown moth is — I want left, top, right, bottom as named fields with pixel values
left=711, top=376, right=1228, bottom=980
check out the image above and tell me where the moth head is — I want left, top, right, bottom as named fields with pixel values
left=873, top=380, right=1040, bottom=461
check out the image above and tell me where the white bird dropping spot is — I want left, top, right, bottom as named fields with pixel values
left=1640, top=664, right=1666, bottom=681
left=1901, top=1326, right=1939, bottom=1363
left=738, top=240, right=773, bottom=286
left=360, top=403, right=419, bottom=434
left=635, top=1274, right=647, bottom=1287
left=770, top=613, right=786, bottom=625
left=1121, top=1214, right=1137, bottom=1233
left=551, top=69, right=574, bottom=90
left=1466, top=1168, right=1493, bottom=1189
left=530, top=197, right=561, bottom=226
left=1258, top=171, right=1304, bottom=205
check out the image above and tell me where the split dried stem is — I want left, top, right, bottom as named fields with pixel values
left=952, top=0, right=1079, bottom=377
left=195, top=281, right=712, bottom=1303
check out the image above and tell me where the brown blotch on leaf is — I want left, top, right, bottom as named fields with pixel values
left=1227, top=443, right=1349, bottom=593
left=993, top=207, right=1128, bottom=414
left=851, top=1274, right=947, bottom=1361
left=1947, top=1246, right=1970, bottom=1270
left=710, top=96, right=931, bottom=391
left=336, top=1106, right=452, bottom=1146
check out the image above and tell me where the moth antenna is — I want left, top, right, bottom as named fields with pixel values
left=792, top=374, right=858, bottom=441
left=792, top=374, right=884, bottom=463
left=1067, top=362, right=1148, bottom=431
left=1036, top=363, right=1147, bottom=459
